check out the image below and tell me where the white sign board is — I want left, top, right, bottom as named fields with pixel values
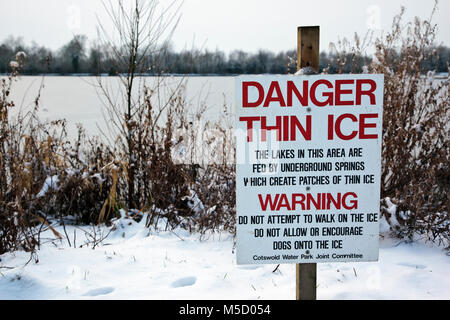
left=235, top=74, right=384, bottom=265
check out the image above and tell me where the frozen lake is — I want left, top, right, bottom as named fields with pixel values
left=6, top=76, right=236, bottom=139
left=6, top=74, right=447, bottom=142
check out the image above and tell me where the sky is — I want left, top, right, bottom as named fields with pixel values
left=0, top=0, right=449, bottom=54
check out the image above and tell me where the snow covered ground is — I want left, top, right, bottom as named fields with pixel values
left=0, top=214, right=448, bottom=300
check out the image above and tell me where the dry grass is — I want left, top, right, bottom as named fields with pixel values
left=330, top=3, right=449, bottom=246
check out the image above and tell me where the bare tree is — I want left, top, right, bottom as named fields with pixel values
left=95, top=0, right=182, bottom=210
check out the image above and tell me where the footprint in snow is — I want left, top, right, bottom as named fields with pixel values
left=237, top=265, right=260, bottom=270
left=171, top=276, right=197, bottom=288
left=398, top=262, right=427, bottom=269
left=83, top=287, right=115, bottom=296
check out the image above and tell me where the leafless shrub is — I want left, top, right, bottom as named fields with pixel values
left=193, top=164, right=236, bottom=235
left=331, top=3, right=449, bottom=246
left=95, top=0, right=182, bottom=210
left=93, top=0, right=237, bottom=234
left=0, top=59, right=120, bottom=253
left=0, top=57, right=43, bottom=254
left=374, top=6, right=449, bottom=246
left=1, top=0, right=238, bottom=255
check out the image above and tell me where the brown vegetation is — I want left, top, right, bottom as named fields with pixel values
left=0, top=3, right=448, bottom=255
left=329, top=4, right=449, bottom=246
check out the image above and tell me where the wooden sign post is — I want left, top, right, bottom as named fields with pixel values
left=297, top=26, right=320, bottom=73
left=296, top=26, right=320, bottom=301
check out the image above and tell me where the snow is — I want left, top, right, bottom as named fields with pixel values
left=0, top=216, right=448, bottom=300
left=9, top=61, right=19, bottom=69
left=362, top=65, right=369, bottom=74
left=294, top=67, right=317, bottom=75
left=15, top=51, right=27, bottom=61
left=36, top=175, right=59, bottom=198
left=182, top=189, right=205, bottom=216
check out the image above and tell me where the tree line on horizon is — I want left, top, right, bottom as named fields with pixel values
left=0, top=35, right=449, bottom=76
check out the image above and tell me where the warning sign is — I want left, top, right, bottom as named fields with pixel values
left=235, top=74, right=384, bottom=265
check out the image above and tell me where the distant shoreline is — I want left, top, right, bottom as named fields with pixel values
left=0, top=73, right=241, bottom=77
left=2, top=72, right=448, bottom=79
